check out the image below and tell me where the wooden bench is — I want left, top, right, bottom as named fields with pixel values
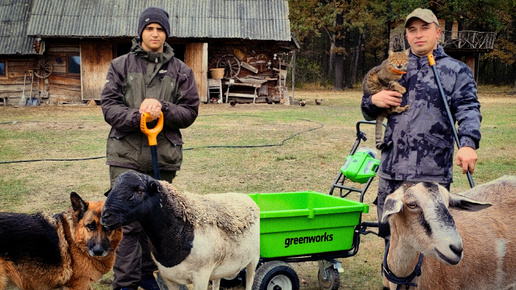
left=224, top=79, right=267, bottom=104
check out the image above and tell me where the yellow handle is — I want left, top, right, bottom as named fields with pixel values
left=140, top=112, right=164, bottom=146
left=428, top=54, right=436, bottom=66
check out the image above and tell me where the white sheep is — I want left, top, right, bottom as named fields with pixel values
left=100, top=170, right=260, bottom=290
left=381, top=175, right=516, bottom=289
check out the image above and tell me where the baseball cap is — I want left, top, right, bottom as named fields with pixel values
left=404, top=8, right=439, bottom=27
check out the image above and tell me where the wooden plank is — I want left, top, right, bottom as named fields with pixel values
left=185, top=43, right=208, bottom=103
left=80, top=40, right=113, bottom=100
left=0, top=86, right=24, bottom=93
left=48, top=75, right=81, bottom=86
left=224, top=82, right=261, bottom=88
left=241, top=62, right=258, bottom=74
left=226, top=93, right=256, bottom=98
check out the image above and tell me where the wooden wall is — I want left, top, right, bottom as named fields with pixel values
left=0, top=40, right=84, bottom=104
left=0, top=57, right=38, bottom=104
left=44, top=40, right=82, bottom=103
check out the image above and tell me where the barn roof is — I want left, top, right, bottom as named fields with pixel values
left=0, top=0, right=36, bottom=55
left=26, top=0, right=292, bottom=41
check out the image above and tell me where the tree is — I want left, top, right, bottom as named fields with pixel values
left=288, top=0, right=516, bottom=87
left=289, top=0, right=390, bottom=89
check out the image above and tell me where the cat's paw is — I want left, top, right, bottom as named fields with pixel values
left=393, top=105, right=409, bottom=113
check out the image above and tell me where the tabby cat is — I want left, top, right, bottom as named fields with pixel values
left=363, top=49, right=410, bottom=150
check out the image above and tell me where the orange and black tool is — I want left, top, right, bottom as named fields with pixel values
left=428, top=54, right=474, bottom=188
left=140, top=112, right=164, bottom=179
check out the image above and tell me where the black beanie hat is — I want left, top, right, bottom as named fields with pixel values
left=137, top=7, right=170, bottom=39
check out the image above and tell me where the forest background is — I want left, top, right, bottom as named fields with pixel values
left=287, top=0, right=516, bottom=89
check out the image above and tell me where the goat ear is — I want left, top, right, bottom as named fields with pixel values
left=449, top=193, right=492, bottom=212
left=381, top=191, right=404, bottom=223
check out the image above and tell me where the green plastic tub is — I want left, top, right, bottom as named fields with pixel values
left=248, top=191, right=369, bottom=259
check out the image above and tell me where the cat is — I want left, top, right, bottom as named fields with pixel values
left=363, top=49, right=410, bottom=150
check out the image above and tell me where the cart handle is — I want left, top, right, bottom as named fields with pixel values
left=140, top=112, right=164, bottom=146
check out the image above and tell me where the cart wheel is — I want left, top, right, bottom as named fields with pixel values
left=216, top=54, right=241, bottom=78
left=252, top=261, right=299, bottom=290
left=318, top=267, right=340, bottom=290
left=33, top=58, right=53, bottom=78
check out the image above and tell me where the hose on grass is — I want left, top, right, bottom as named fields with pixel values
left=0, top=119, right=323, bottom=164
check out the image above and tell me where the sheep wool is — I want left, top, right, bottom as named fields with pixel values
left=159, top=182, right=259, bottom=235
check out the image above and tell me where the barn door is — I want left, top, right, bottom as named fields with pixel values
left=185, top=43, right=208, bottom=103
left=80, top=40, right=113, bottom=100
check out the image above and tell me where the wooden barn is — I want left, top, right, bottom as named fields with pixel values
left=0, top=0, right=298, bottom=106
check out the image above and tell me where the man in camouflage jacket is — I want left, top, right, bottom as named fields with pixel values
left=100, top=7, right=199, bottom=290
left=361, top=8, right=482, bottom=239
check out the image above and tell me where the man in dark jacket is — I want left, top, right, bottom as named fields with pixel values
left=100, top=7, right=199, bottom=290
left=361, top=8, right=482, bottom=239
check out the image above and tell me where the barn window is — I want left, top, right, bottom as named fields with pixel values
left=0, top=60, right=6, bottom=78
left=67, top=55, right=80, bottom=75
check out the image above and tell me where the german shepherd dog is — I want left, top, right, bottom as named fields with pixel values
left=0, top=192, right=123, bottom=289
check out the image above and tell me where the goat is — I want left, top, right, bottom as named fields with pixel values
left=100, top=170, right=260, bottom=290
left=382, top=175, right=516, bottom=289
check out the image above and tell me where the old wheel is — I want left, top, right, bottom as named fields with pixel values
left=252, top=261, right=299, bottom=290
left=318, top=267, right=340, bottom=290
left=33, top=58, right=53, bottom=78
left=216, top=54, right=240, bottom=78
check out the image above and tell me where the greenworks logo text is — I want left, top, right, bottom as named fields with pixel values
left=284, top=232, right=333, bottom=248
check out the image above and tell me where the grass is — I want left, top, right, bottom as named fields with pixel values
left=0, top=87, right=515, bottom=289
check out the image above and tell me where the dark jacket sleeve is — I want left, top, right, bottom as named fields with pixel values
left=161, top=61, right=199, bottom=130
left=361, top=93, right=382, bottom=121
left=100, top=56, right=141, bottom=134
left=451, top=65, right=482, bottom=149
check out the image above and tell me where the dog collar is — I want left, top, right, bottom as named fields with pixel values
left=391, top=68, right=407, bottom=75
left=383, top=241, right=424, bottom=290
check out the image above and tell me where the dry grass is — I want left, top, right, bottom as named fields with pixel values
left=0, top=87, right=515, bottom=289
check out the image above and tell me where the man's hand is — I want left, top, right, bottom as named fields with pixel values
left=371, top=90, right=403, bottom=108
left=456, top=146, right=477, bottom=174
left=139, top=98, right=162, bottom=121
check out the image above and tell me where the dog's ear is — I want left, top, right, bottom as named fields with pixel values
left=70, top=192, right=88, bottom=220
